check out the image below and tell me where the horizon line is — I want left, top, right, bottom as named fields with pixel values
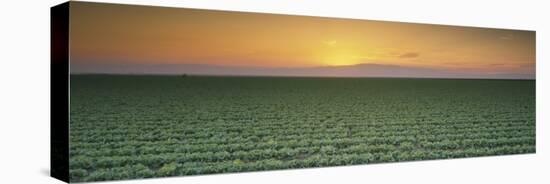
left=69, top=73, right=536, bottom=81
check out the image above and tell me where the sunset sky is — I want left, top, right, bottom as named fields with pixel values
left=69, top=2, right=535, bottom=79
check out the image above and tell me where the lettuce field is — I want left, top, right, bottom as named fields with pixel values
left=69, top=75, right=535, bottom=182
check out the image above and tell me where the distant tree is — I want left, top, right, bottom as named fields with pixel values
left=181, top=73, right=188, bottom=78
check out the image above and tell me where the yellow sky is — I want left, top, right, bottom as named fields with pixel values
left=69, top=2, right=535, bottom=74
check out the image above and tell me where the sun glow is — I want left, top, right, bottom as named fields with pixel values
left=319, top=41, right=362, bottom=66
left=322, top=54, right=359, bottom=66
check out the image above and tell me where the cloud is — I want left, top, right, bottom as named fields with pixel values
left=499, top=34, right=514, bottom=40
left=399, top=52, right=420, bottom=59
left=323, top=40, right=337, bottom=46
left=519, top=63, right=535, bottom=68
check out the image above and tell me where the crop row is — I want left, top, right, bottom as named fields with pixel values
left=70, top=136, right=534, bottom=170
left=70, top=144, right=534, bottom=182
left=70, top=126, right=534, bottom=153
left=70, top=121, right=533, bottom=143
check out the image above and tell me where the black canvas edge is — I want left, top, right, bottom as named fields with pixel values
left=51, top=1, right=70, bottom=183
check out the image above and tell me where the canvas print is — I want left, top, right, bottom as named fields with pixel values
left=51, top=1, right=536, bottom=183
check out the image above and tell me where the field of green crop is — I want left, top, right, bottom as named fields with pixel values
left=68, top=75, right=535, bottom=182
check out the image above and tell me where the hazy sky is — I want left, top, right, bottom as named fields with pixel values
left=69, top=2, right=535, bottom=78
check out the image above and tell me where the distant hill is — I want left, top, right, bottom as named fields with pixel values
left=70, top=63, right=535, bottom=80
